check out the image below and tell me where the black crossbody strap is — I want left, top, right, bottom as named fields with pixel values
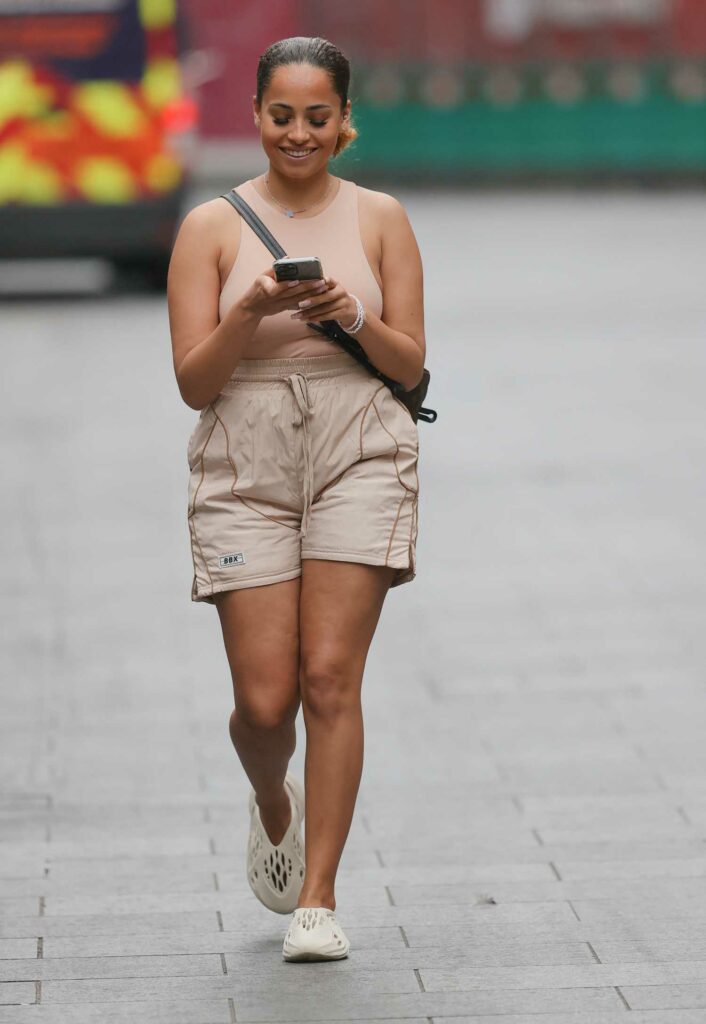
left=221, top=189, right=287, bottom=260
left=220, top=189, right=406, bottom=394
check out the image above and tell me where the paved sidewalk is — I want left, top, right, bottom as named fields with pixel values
left=2, top=191, right=706, bottom=1022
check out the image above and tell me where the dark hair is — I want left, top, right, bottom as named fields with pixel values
left=256, top=36, right=358, bottom=158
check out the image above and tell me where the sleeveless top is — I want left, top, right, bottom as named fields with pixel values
left=218, top=176, right=384, bottom=359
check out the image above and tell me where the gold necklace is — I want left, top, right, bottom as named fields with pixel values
left=263, top=174, right=334, bottom=218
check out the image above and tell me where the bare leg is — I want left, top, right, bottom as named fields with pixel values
left=214, top=577, right=301, bottom=845
left=297, top=559, right=396, bottom=910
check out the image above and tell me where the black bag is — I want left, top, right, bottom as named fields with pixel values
left=221, top=189, right=438, bottom=424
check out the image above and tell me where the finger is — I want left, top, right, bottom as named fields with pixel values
left=280, top=278, right=326, bottom=296
left=295, top=286, right=342, bottom=311
left=293, top=302, right=344, bottom=321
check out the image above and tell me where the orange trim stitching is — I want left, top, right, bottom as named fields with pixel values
left=212, top=406, right=299, bottom=531
left=359, top=383, right=387, bottom=460
left=385, top=491, right=407, bottom=565
left=371, top=396, right=417, bottom=496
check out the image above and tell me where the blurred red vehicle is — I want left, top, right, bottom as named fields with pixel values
left=0, top=0, right=197, bottom=287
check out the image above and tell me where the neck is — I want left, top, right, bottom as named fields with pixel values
left=262, top=167, right=334, bottom=208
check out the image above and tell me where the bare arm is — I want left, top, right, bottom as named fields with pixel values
left=167, top=201, right=262, bottom=410
left=357, top=193, right=426, bottom=391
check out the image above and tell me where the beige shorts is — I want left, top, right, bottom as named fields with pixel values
left=186, top=350, right=420, bottom=604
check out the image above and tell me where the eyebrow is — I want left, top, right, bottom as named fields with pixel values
left=267, top=103, right=333, bottom=111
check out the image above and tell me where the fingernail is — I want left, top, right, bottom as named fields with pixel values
left=298, top=299, right=311, bottom=308
left=287, top=280, right=300, bottom=287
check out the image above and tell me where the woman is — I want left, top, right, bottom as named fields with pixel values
left=167, top=36, right=426, bottom=962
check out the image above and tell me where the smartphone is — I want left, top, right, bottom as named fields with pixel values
left=273, top=256, right=323, bottom=282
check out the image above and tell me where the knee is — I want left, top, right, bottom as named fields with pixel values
left=230, top=692, right=298, bottom=734
left=299, top=653, right=359, bottom=721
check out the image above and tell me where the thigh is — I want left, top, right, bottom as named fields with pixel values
left=299, top=559, right=396, bottom=691
left=214, top=578, right=301, bottom=723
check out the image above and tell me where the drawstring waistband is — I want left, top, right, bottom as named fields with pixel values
left=281, top=372, right=314, bottom=538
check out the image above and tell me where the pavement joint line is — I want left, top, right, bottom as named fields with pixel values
left=220, top=952, right=227, bottom=974
left=384, top=885, right=395, bottom=906
left=216, top=911, right=224, bottom=932
left=374, top=848, right=385, bottom=867
left=567, top=900, right=581, bottom=921
left=531, top=828, right=544, bottom=846
left=413, top=967, right=425, bottom=991
left=36, top=937, right=43, bottom=959
left=360, top=814, right=372, bottom=834
left=615, top=984, right=631, bottom=1009
left=213, top=872, right=220, bottom=891
left=586, top=940, right=602, bottom=963
left=228, top=996, right=237, bottom=1023
left=510, top=794, right=523, bottom=813
left=209, top=837, right=217, bottom=855
left=549, top=861, right=562, bottom=880
left=35, top=980, right=41, bottom=1004
left=38, top=896, right=45, bottom=917
left=399, top=925, right=410, bottom=948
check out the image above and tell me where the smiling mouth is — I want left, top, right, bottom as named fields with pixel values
left=280, top=148, right=318, bottom=159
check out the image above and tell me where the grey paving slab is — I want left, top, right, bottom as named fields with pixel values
left=420, top=960, right=706, bottom=990
left=0, top=912, right=219, bottom=938
left=433, top=1015, right=706, bottom=1024
left=0, top=953, right=224, bottom=981
left=623, top=983, right=706, bottom=1010
left=2, top=190, right=706, bottom=1021
left=0, top=1002, right=232, bottom=1023
left=41, top=927, right=405, bottom=959
left=228, top=987, right=624, bottom=1021
left=0, top=982, right=36, bottom=1005
left=0, top=939, right=37, bottom=959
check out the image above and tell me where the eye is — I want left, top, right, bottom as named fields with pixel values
left=273, top=118, right=328, bottom=128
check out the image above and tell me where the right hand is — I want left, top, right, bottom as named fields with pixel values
left=241, top=267, right=330, bottom=319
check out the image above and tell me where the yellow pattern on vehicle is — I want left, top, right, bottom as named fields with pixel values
left=75, top=156, right=138, bottom=202
left=138, top=0, right=176, bottom=30
left=0, top=142, right=65, bottom=203
left=73, top=81, right=148, bottom=137
left=144, top=152, right=181, bottom=191
left=142, top=58, right=181, bottom=109
left=0, top=62, right=53, bottom=128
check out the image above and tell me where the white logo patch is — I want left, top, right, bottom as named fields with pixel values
left=218, top=551, right=246, bottom=568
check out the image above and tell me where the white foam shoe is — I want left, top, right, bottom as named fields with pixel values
left=282, top=906, right=350, bottom=961
left=246, top=771, right=305, bottom=914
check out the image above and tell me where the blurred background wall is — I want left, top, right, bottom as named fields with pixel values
left=185, top=0, right=706, bottom=182
left=2, top=0, right=706, bottom=284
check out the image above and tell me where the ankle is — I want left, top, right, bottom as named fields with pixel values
left=297, top=891, right=335, bottom=911
left=255, top=786, right=290, bottom=815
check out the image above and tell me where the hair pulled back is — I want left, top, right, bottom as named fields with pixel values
left=256, top=36, right=358, bottom=158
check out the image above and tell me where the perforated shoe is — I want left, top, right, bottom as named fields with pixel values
left=282, top=906, right=350, bottom=961
left=246, top=772, right=305, bottom=914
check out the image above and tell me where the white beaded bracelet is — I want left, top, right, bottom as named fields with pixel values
left=337, top=294, right=365, bottom=334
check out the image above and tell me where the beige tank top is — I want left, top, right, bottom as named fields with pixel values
left=218, top=176, right=384, bottom=359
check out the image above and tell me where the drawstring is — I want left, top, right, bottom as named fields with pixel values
left=281, top=373, right=314, bottom=538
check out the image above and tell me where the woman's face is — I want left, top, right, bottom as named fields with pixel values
left=254, top=63, right=350, bottom=175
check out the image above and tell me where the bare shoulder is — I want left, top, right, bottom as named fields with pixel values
left=175, top=195, right=236, bottom=243
left=355, top=183, right=409, bottom=222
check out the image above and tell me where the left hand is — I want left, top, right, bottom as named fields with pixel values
left=289, top=277, right=357, bottom=325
